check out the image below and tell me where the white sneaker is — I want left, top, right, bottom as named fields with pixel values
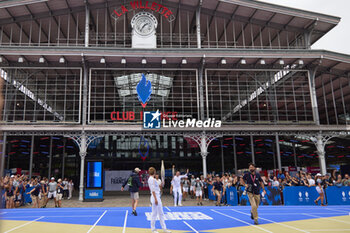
left=152, top=230, right=159, bottom=233
left=174, top=204, right=177, bottom=207
left=178, top=204, right=183, bottom=206
left=163, top=230, right=171, bottom=233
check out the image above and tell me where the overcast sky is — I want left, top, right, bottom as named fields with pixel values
left=258, top=0, right=350, bottom=54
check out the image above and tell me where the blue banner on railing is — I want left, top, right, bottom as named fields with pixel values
left=326, top=186, right=350, bottom=205
left=208, top=185, right=238, bottom=206
left=226, top=187, right=238, bottom=206
left=283, top=186, right=319, bottom=205
left=208, top=185, right=215, bottom=201
left=24, top=186, right=34, bottom=204
left=239, top=186, right=282, bottom=206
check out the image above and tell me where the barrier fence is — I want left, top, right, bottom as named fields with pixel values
left=208, top=185, right=350, bottom=206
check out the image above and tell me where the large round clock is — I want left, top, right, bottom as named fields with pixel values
left=131, top=12, right=158, bottom=37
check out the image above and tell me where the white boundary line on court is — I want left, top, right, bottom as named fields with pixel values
left=4, top=216, right=44, bottom=233
left=324, top=207, right=349, bottom=214
left=307, top=229, right=350, bottom=232
left=230, top=209, right=310, bottom=233
left=0, top=212, right=7, bottom=215
left=302, top=213, right=350, bottom=225
left=122, top=210, right=128, bottom=233
left=211, top=209, right=273, bottom=233
left=2, top=215, right=101, bottom=218
left=87, top=210, right=107, bottom=233
left=165, top=206, right=171, bottom=211
left=1, top=210, right=126, bottom=214
left=183, top=221, right=199, bottom=233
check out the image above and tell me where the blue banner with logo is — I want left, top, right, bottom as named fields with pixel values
left=326, top=186, right=350, bottom=205
left=283, top=186, right=319, bottom=205
left=207, top=185, right=238, bottom=206
left=239, top=186, right=282, bottom=206
left=84, top=189, right=103, bottom=200
left=208, top=185, right=215, bottom=201
left=226, top=187, right=238, bottom=206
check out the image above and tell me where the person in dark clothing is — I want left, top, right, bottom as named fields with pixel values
left=242, top=163, right=266, bottom=225
left=212, top=175, right=223, bottom=206
left=122, top=168, right=142, bottom=216
left=27, top=179, right=41, bottom=208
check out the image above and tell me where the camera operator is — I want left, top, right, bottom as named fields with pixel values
left=242, top=163, right=266, bottom=225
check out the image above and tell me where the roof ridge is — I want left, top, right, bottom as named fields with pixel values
left=219, top=0, right=340, bottom=24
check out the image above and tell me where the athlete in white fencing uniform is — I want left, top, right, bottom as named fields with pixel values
left=170, top=169, right=189, bottom=206
left=148, top=167, right=171, bottom=233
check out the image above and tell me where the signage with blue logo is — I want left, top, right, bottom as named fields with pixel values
left=137, top=74, right=152, bottom=108
left=283, top=186, right=319, bottom=205
left=325, top=186, right=350, bottom=205
left=87, top=161, right=103, bottom=188
left=85, top=189, right=103, bottom=200
left=143, top=110, right=161, bottom=129
left=239, top=186, right=282, bottom=206
left=226, top=187, right=238, bottom=206
left=85, top=160, right=104, bottom=201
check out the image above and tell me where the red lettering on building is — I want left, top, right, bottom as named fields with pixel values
left=112, top=1, right=174, bottom=22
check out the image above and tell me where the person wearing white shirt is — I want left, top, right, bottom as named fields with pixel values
left=170, top=169, right=189, bottom=206
left=148, top=167, right=171, bottom=233
left=68, top=179, right=74, bottom=200
left=155, top=174, right=163, bottom=196
left=307, top=174, right=315, bottom=186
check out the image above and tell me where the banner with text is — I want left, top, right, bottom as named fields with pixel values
left=105, top=170, right=132, bottom=191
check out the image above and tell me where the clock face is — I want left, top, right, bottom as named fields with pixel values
left=135, top=16, right=154, bottom=36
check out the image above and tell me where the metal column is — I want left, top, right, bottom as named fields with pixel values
left=220, top=138, right=224, bottom=174
left=62, top=138, right=66, bottom=179
left=29, top=135, right=34, bottom=178
left=233, top=137, right=237, bottom=174
left=79, top=134, right=87, bottom=201
left=275, top=134, right=282, bottom=171
left=84, top=3, right=89, bottom=47
left=250, top=135, right=255, bottom=164
left=293, top=142, right=297, bottom=168
left=0, top=133, right=6, bottom=177
left=196, top=0, right=202, bottom=48
left=316, top=134, right=327, bottom=175
left=48, top=136, right=53, bottom=178
left=308, top=68, right=320, bottom=125
left=200, top=134, right=208, bottom=178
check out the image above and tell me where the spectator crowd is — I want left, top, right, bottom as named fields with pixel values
left=1, top=174, right=74, bottom=209
left=1, top=169, right=349, bottom=209
left=179, top=169, right=350, bottom=206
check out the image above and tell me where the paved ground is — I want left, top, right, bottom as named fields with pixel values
left=22, top=192, right=216, bottom=208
